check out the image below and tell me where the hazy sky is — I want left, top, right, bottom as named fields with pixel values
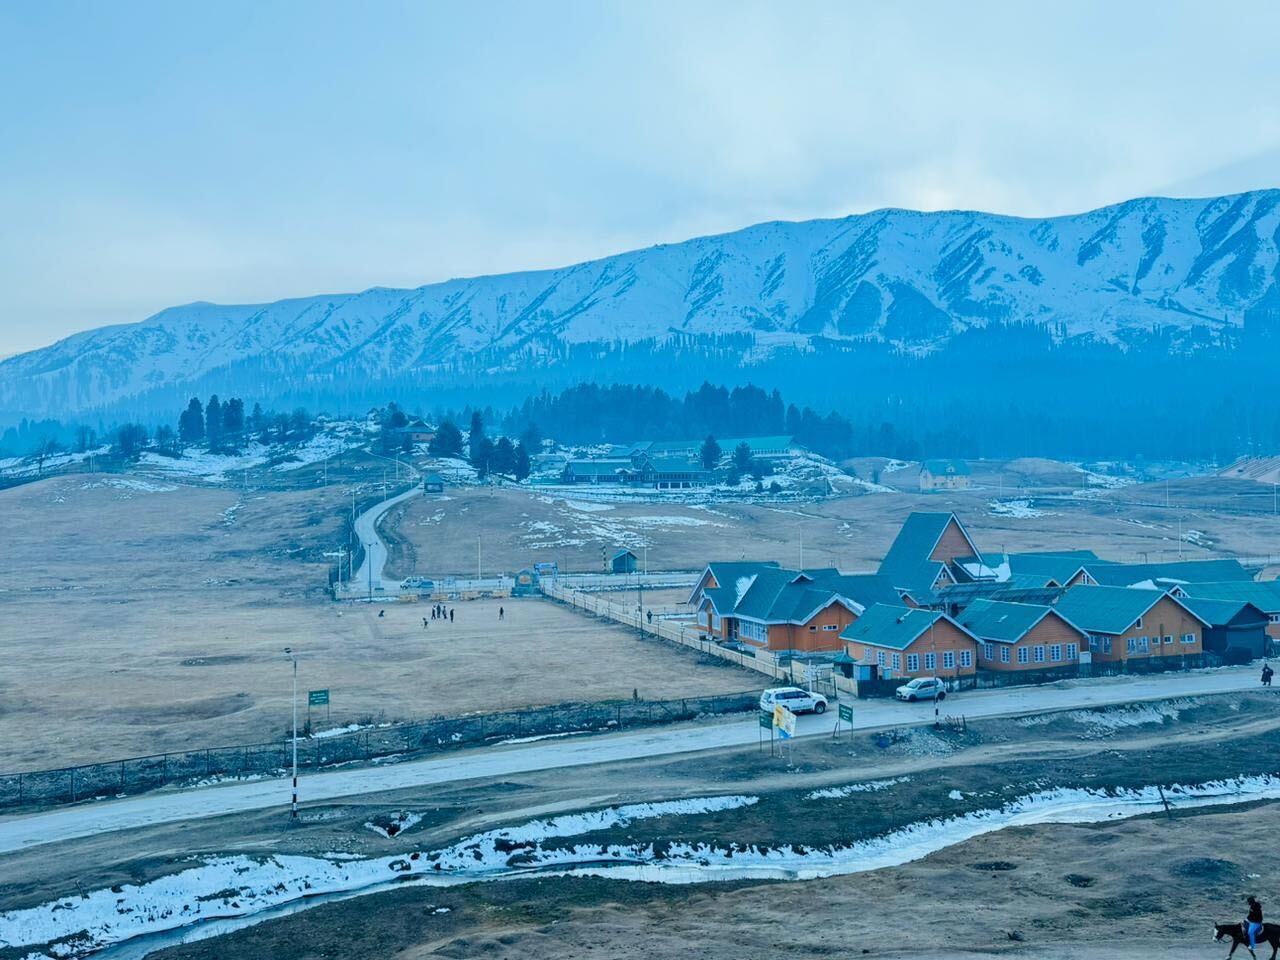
left=2, top=1, right=1278, bottom=357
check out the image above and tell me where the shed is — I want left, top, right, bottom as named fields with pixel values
left=610, top=549, right=638, bottom=574
left=1179, top=597, right=1269, bottom=660
left=512, top=568, right=539, bottom=597
left=423, top=472, right=446, bottom=494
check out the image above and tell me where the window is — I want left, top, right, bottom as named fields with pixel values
left=1000, top=646, right=1011, bottom=663
left=1102, top=637, right=1112, bottom=654
left=1066, top=643, right=1078, bottom=660
left=1049, top=644, right=1062, bottom=662
left=983, top=643, right=994, bottom=661
left=739, top=620, right=767, bottom=643
left=1138, top=636, right=1149, bottom=653
left=1126, top=637, right=1137, bottom=654
left=822, top=624, right=839, bottom=631
left=907, top=653, right=919, bottom=672
left=1270, top=614, right=1280, bottom=625
left=1134, top=616, right=1143, bottom=630
left=1033, top=645, right=1046, bottom=663
left=942, top=650, right=955, bottom=669
left=711, top=613, right=722, bottom=631
left=959, top=649, right=972, bottom=668
left=891, top=653, right=901, bottom=671
left=1182, top=632, right=1195, bottom=644
left=925, top=652, right=936, bottom=671
left=877, top=651, right=886, bottom=667
left=1017, top=647, right=1029, bottom=664
left=1162, top=634, right=1172, bottom=646
left=809, top=624, right=817, bottom=631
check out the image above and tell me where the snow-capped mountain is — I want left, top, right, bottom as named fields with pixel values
left=4, top=190, right=1279, bottom=419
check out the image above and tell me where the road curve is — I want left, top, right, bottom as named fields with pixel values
left=349, top=484, right=421, bottom=593
left=0, top=666, right=1268, bottom=856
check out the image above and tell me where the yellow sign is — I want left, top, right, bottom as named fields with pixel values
left=773, top=704, right=796, bottom=739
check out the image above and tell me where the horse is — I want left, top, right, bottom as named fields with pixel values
left=1214, top=921, right=1280, bottom=959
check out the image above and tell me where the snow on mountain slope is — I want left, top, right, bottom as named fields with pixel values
left=3, top=190, right=1278, bottom=417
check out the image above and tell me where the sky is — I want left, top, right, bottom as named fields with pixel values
left=1, top=0, right=1279, bottom=357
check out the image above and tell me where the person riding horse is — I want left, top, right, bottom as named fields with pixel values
left=1216, top=898, right=1280, bottom=960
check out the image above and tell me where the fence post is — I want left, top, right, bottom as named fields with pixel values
left=120, top=760, right=125, bottom=794
left=70, top=767, right=76, bottom=803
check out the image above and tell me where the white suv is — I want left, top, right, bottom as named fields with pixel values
left=760, top=687, right=828, bottom=715
left=895, top=677, right=947, bottom=702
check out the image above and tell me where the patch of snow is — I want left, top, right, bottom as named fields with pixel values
left=805, top=776, right=911, bottom=800
left=364, top=812, right=423, bottom=839
left=948, top=789, right=964, bottom=801
left=988, top=499, right=1048, bottom=519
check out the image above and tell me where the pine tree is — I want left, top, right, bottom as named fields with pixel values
left=205, top=395, right=223, bottom=449
left=699, top=434, right=722, bottom=470
left=468, top=412, right=486, bottom=462
left=178, top=397, right=204, bottom=444
left=732, top=441, right=753, bottom=475
left=513, top=442, right=531, bottom=481
left=430, top=420, right=464, bottom=457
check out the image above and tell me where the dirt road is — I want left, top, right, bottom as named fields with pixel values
left=0, top=664, right=1266, bottom=856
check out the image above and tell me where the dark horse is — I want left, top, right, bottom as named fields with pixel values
left=1215, top=922, right=1280, bottom=959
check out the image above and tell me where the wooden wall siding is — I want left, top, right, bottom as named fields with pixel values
left=767, top=605, right=858, bottom=653
left=1089, top=595, right=1202, bottom=661
left=930, top=519, right=976, bottom=563
left=845, top=619, right=978, bottom=679
left=976, top=613, right=1086, bottom=671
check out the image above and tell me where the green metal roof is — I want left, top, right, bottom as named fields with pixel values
left=697, top=563, right=901, bottom=624
left=1176, top=580, right=1280, bottom=614
left=957, top=599, right=1085, bottom=644
left=921, top=459, right=971, bottom=476
left=1005, top=552, right=1094, bottom=586
left=563, top=459, right=631, bottom=476
left=839, top=604, right=950, bottom=651
left=1053, top=585, right=1201, bottom=635
left=878, top=512, right=975, bottom=594
left=1177, top=597, right=1264, bottom=627
left=1083, top=559, right=1251, bottom=588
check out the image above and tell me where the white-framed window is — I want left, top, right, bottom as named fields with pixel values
left=891, top=653, right=901, bottom=671
left=942, top=650, right=955, bottom=669
left=711, top=613, right=722, bottom=631
left=1066, top=643, right=1078, bottom=660
left=907, top=653, right=919, bottom=672
left=1182, top=632, right=1196, bottom=644
left=1102, top=637, right=1112, bottom=654
left=822, top=624, right=839, bottom=631
left=877, top=651, right=886, bottom=667
left=1000, top=646, right=1011, bottom=663
left=1270, top=614, right=1280, bottom=624
left=959, top=649, right=972, bottom=668
left=1017, top=647, right=1029, bottom=664
left=925, top=652, right=936, bottom=671
left=1049, top=644, right=1062, bottom=662
left=1138, top=636, right=1149, bottom=653
left=983, top=643, right=994, bottom=661
left=1126, top=637, right=1137, bottom=654
left=1135, top=616, right=1143, bottom=630
left=1162, top=634, right=1172, bottom=646
left=1033, top=645, right=1046, bottom=663
left=809, top=624, right=817, bottom=632
left=739, top=620, right=767, bottom=643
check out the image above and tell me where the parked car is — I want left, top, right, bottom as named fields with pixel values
left=895, top=677, right=947, bottom=702
left=401, top=576, right=434, bottom=590
left=759, top=686, right=828, bottom=715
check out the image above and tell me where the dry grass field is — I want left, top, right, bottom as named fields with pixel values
left=384, top=472, right=1280, bottom=578
left=0, top=475, right=753, bottom=772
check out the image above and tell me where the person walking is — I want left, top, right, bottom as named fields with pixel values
left=1262, top=663, right=1274, bottom=687
left=450, top=607, right=454, bottom=623
left=499, top=606, right=505, bottom=621
left=422, top=616, right=428, bottom=630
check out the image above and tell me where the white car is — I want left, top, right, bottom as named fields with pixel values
left=895, top=677, right=947, bottom=702
left=759, top=687, right=828, bottom=715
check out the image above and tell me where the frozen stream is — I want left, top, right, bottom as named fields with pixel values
left=5, top=777, right=1279, bottom=959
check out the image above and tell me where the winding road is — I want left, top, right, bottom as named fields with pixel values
left=347, top=484, right=421, bottom=595
left=0, top=665, right=1267, bottom=856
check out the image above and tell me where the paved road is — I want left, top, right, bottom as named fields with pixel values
left=0, top=666, right=1268, bottom=855
left=347, top=485, right=420, bottom=594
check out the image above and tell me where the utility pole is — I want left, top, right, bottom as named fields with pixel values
left=799, top=529, right=804, bottom=570
left=477, top=535, right=482, bottom=581
left=638, top=577, right=645, bottom=638
left=284, top=648, right=298, bottom=818
left=367, top=541, right=374, bottom=601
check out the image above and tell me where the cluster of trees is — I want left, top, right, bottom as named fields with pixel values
left=420, top=411, right=532, bottom=481
left=173, top=397, right=315, bottom=452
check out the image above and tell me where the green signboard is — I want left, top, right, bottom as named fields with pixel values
left=759, top=710, right=773, bottom=730
left=308, top=689, right=330, bottom=706
left=838, top=703, right=853, bottom=723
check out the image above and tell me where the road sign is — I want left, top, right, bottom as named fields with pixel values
left=773, top=704, right=796, bottom=739
left=759, top=710, right=773, bottom=730
left=803, top=663, right=818, bottom=684
left=838, top=703, right=853, bottom=723
left=308, top=689, right=330, bottom=706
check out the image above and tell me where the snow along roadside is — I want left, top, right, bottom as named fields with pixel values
left=5, top=778, right=1279, bottom=958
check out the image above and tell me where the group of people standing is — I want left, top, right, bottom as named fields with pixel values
left=423, top=603, right=454, bottom=628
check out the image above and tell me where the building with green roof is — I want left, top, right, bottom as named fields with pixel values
left=1052, top=585, right=1208, bottom=663
left=839, top=604, right=979, bottom=681
left=957, top=599, right=1089, bottom=673
left=919, top=459, right=971, bottom=492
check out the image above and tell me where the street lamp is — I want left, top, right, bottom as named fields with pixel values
left=284, top=647, right=298, bottom=819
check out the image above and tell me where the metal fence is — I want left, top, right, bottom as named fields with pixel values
left=0, top=690, right=761, bottom=811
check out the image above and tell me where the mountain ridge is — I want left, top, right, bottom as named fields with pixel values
left=4, top=188, right=1279, bottom=420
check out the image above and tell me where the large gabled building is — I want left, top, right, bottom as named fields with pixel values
left=957, top=598, right=1089, bottom=672
left=1171, top=580, right=1280, bottom=642
left=1053, top=585, right=1207, bottom=663
left=919, top=459, right=971, bottom=492
left=877, top=511, right=984, bottom=601
left=688, top=561, right=902, bottom=654
left=839, top=604, right=979, bottom=681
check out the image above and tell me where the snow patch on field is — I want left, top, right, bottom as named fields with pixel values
left=988, top=498, right=1048, bottom=519
left=805, top=776, right=911, bottom=799
left=9, top=778, right=1280, bottom=957
left=1018, top=699, right=1197, bottom=734
left=81, top=478, right=178, bottom=495
left=364, top=812, right=423, bottom=838
left=269, top=434, right=344, bottom=472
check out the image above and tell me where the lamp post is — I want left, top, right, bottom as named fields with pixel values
left=931, top=620, right=941, bottom=729
left=367, top=541, right=374, bottom=601
left=284, top=647, right=298, bottom=819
